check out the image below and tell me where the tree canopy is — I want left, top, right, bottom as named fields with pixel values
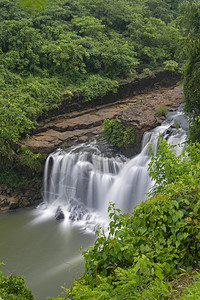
left=178, top=0, right=200, bottom=142
left=0, top=0, right=182, bottom=177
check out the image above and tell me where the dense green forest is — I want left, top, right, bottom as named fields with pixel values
left=1, top=0, right=200, bottom=299
left=178, top=0, right=200, bottom=142
left=0, top=0, right=182, bottom=179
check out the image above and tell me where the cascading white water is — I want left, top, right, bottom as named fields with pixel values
left=39, top=107, right=188, bottom=232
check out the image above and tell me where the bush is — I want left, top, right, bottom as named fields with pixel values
left=17, top=145, right=42, bottom=172
left=80, top=75, right=118, bottom=102
left=163, top=60, right=178, bottom=71
left=155, top=106, right=169, bottom=116
left=188, top=117, right=200, bottom=143
left=0, top=266, right=33, bottom=300
left=103, top=118, right=135, bottom=147
left=143, top=68, right=152, bottom=75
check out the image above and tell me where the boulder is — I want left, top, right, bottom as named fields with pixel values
left=9, top=197, right=19, bottom=210
left=55, top=206, right=65, bottom=220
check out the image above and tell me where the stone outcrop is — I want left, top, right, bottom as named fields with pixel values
left=118, top=86, right=184, bottom=155
left=0, top=180, right=42, bottom=212
left=22, top=85, right=184, bottom=159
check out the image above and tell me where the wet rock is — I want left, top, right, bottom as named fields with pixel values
left=69, top=198, right=88, bottom=221
left=0, top=180, right=42, bottom=211
left=55, top=206, right=65, bottom=220
left=21, top=197, right=30, bottom=207
left=9, top=197, right=19, bottom=210
left=0, top=195, right=9, bottom=206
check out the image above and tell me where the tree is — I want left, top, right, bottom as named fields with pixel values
left=18, top=0, right=47, bottom=12
left=178, top=0, right=200, bottom=142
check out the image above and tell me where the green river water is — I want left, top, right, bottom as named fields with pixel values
left=0, top=209, right=95, bottom=299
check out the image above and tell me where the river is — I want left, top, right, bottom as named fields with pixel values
left=0, top=107, right=188, bottom=299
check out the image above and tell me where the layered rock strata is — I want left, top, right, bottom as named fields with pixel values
left=22, top=85, right=184, bottom=158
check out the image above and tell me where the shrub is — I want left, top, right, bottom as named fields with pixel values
left=80, top=74, right=118, bottom=102
left=0, top=266, right=33, bottom=300
left=155, top=106, right=169, bottom=116
left=103, top=117, right=135, bottom=147
left=188, top=117, right=200, bottom=143
left=143, top=68, right=152, bottom=75
left=17, top=145, right=42, bottom=172
left=163, top=60, right=179, bottom=71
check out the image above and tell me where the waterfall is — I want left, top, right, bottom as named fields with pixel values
left=38, top=107, right=188, bottom=232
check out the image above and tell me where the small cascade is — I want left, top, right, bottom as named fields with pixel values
left=38, top=107, right=188, bottom=232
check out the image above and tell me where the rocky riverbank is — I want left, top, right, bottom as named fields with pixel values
left=0, top=180, right=42, bottom=212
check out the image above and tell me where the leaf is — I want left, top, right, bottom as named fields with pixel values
left=155, top=269, right=164, bottom=280
left=161, top=224, right=166, bottom=232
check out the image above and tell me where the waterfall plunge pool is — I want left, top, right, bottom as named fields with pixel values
left=0, top=209, right=95, bottom=299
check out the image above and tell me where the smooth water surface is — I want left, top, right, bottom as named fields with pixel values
left=0, top=209, right=95, bottom=299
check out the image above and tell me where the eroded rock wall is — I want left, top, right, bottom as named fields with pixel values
left=0, top=180, right=42, bottom=212
left=45, top=70, right=182, bottom=118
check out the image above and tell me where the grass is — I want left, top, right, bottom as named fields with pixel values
left=178, top=272, right=200, bottom=299
left=155, top=106, right=169, bottom=116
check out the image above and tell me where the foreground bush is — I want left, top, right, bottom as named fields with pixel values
left=0, top=266, right=33, bottom=300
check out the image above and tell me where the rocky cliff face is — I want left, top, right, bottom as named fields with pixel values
left=118, top=86, right=184, bottom=156
left=22, top=86, right=184, bottom=159
left=45, top=70, right=182, bottom=117
left=0, top=180, right=42, bottom=211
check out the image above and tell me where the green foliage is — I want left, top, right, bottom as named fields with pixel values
left=183, top=57, right=200, bottom=123
left=17, top=145, right=42, bottom=171
left=0, top=0, right=181, bottom=176
left=163, top=60, right=179, bottom=71
left=178, top=0, right=200, bottom=142
left=103, top=118, right=135, bottom=147
left=41, top=33, right=89, bottom=81
left=99, top=40, right=138, bottom=78
left=179, top=272, right=200, bottom=300
left=80, top=75, right=118, bottom=102
left=128, top=16, right=180, bottom=67
left=148, top=139, right=200, bottom=195
left=0, top=168, right=39, bottom=188
left=0, top=69, right=62, bottom=157
left=146, top=0, right=180, bottom=23
left=188, top=118, right=200, bottom=143
left=0, top=265, right=33, bottom=300
left=143, top=68, right=152, bottom=75
left=50, top=141, right=200, bottom=299
left=154, top=106, right=169, bottom=116
left=71, top=15, right=105, bottom=37
left=123, top=127, right=135, bottom=146
left=62, top=260, right=172, bottom=299
left=18, top=0, right=47, bottom=12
